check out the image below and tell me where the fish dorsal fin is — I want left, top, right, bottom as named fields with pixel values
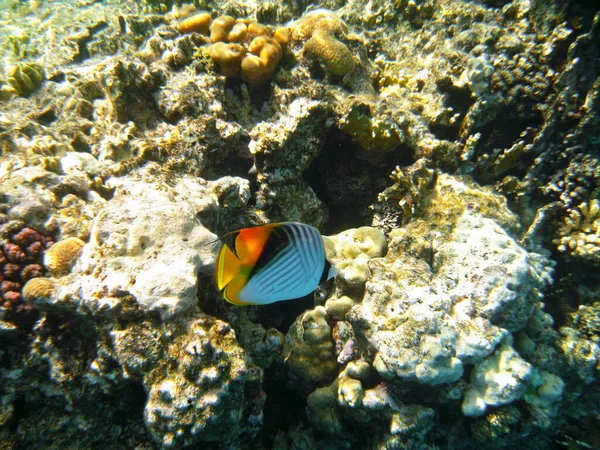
left=235, top=224, right=278, bottom=265
left=219, top=230, right=241, bottom=257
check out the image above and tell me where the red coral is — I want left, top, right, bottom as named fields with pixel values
left=1, top=280, right=21, bottom=294
left=1, top=225, right=53, bottom=327
left=4, top=243, right=27, bottom=263
left=26, top=241, right=45, bottom=259
left=3, top=263, right=21, bottom=280
left=12, top=227, right=43, bottom=247
left=21, top=264, right=44, bottom=281
left=3, top=290, right=21, bottom=305
left=43, top=236, right=55, bottom=249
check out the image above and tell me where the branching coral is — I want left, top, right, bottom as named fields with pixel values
left=554, top=199, right=600, bottom=261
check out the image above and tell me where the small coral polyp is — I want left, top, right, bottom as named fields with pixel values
left=178, top=13, right=288, bottom=85
left=0, top=224, right=54, bottom=324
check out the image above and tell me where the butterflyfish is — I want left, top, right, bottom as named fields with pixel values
left=214, top=222, right=337, bottom=305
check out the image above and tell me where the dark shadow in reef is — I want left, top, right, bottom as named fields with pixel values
left=304, top=128, right=415, bottom=235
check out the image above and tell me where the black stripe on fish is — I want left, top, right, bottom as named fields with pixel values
left=247, top=225, right=292, bottom=282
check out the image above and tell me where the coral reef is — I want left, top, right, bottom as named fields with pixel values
left=65, top=167, right=239, bottom=319
left=283, top=306, right=338, bottom=391
left=143, top=316, right=264, bottom=448
left=0, top=0, right=599, bottom=448
left=349, top=175, right=552, bottom=388
left=462, top=342, right=534, bottom=417
left=554, top=200, right=600, bottom=262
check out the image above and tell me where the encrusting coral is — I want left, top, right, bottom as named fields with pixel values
left=142, top=316, right=264, bottom=448
left=283, top=306, right=339, bottom=391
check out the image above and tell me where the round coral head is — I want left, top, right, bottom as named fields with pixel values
left=210, top=42, right=246, bottom=77
left=179, top=13, right=212, bottom=35
left=210, top=15, right=236, bottom=43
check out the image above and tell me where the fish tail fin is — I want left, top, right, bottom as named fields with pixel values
left=215, top=244, right=241, bottom=291
left=327, top=263, right=339, bottom=280
left=320, top=260, right=338, bottom=284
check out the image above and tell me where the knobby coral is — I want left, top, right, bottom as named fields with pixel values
left=178, top=13, right=288, bottom=85
left=0, top=224, right=54, bottom=324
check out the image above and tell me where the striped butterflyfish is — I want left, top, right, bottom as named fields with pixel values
left=214, top=222, right=337, bottom=305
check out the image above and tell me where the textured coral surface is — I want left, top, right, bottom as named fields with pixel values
left=1, top=0, right=599, bottom=449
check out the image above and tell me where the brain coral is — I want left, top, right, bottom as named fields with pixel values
left=292, top=10, right=355, bottom=77
left=44, top=237, right=86, bottom=276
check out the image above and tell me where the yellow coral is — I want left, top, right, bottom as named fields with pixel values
left=22, top=277, right=57, bottom=305
left=210, top=15, right=235, bottom=43
left=228, top=22, right=248, bottom=43
left=178, top=12, right=212, bottom=35
left=241, top=36, right=282, bottom=85
left=198, top=16, right=287, bottom=85
left=209, top=42, right=246, bottom=77
left=292, top=10, right=355, bottom=76
left=247, top=22, right=270, bottom=39
left=7, top=62, right=44, bottom=96
left=554, top=200, right=600, bottom=261
left=44, top=237, right=86, bottom=276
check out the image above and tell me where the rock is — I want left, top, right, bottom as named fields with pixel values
left=347, top=174, right=552, bottom=386
left=462, top=342, right=534, bottom=417
left=70, top=170, right=237, bottom=319
left=144, top=316, right=263, bottom=448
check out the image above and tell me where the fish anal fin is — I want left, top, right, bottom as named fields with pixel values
left=215, top=244, right=241, bottom=291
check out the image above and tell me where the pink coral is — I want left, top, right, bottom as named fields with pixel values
left=3, top=263, right=21, bottom=280
left=26, top=241, right=45, bottom=259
